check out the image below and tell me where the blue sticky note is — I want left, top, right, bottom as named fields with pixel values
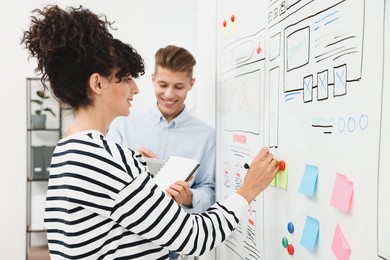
left=298, top=164, right=318, bottom=197
left=300, top=215, right=320, bottom=250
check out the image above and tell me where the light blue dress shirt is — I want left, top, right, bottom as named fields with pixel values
left=107, top=104, right=216, bottom=213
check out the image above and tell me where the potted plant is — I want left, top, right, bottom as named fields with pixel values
left=31, top=90, right=56, bottom=129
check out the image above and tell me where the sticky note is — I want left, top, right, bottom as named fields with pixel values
left=329, top=173, right=354, bottom=212
left=300, top=215, right=320, bottom=250
left=276, top=162, right=288, bottom=189
left=270, top=176, right=276, bottom=186
left=298, top=164, right=318, bottom=197
left=331, top=224, right=351, bottom=260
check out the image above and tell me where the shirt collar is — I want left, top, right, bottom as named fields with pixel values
left=150, top=102, right=189, bottom=127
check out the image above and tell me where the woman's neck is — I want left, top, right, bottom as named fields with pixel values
left=63, top=107, right=111, bottom=138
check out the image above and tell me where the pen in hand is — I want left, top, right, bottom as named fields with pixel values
left=244, top=162, right=250, bottom=169
left=243, top=157, right=254, bottom=169
left=244, top=159, right=286, bottom=170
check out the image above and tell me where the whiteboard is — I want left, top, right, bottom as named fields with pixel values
left=378, top=1, right=390, bottom=259
left=215, top=0, right=388, bottom=259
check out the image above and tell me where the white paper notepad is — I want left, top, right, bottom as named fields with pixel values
left=144, top=157, right=166, bottom=176
left=153, top=156, right=200, bottom=191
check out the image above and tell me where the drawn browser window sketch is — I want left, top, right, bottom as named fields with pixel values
left=216, top=0, right=388, bottom=259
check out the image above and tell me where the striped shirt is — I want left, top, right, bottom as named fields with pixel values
left=44, top=130, right=247, bottom=259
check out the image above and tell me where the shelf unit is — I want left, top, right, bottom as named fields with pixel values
left=26, top=78, right=62, bottom=260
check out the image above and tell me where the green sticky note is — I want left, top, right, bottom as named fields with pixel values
left=270, top=176, right=276, bottom=186
left=276, top=163, right=288, bottom=189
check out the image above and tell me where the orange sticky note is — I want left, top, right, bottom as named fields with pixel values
left=329, top=173, right=354, bottom=212
left=331, top=224, right=351, bottom=260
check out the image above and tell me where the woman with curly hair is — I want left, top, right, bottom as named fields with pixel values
left=22, top=5, right=279, bottom=259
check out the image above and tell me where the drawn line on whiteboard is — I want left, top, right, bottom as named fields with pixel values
left=325, top=36, right=356, bottom=48
left=314, top=10, right=339, bottom=24
left=223, top=68, right=261, bottom=82
left=222, top=59, right=264, bottom=76
left=324, top=131, right=332, bottom=134
left=314, top=46, right=346, bottom=59
left=230, top=148, right=250, bottom=156
left=274, top=0, right=346, bottom=31
left=334, top=50, right=359, bottom=60
left=316, top=47, right=357, bottom=62
left=312, top=124, right=333, bottom=128
left=285, top=91, right=300, bottom=97
left=224, top=129, right=260, bottom=135
left=324, top=17, right=340, bottom=26
left=285, top=91, right=300, bottom=101
left=314, top=25, right=351, bottom=43
left=243, top=243, right=260, bottom=258
left=233, top=153, right=245, bottom=158
left=230, top=145, right=249, bottom=153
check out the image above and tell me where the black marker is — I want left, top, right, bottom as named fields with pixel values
left=243, top=158, right=254, bottom=170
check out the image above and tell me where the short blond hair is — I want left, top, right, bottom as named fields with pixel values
left=154, top=45, right=196, bottom=77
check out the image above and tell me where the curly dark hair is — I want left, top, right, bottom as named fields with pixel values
left=21, top=5, right=145, bottom=109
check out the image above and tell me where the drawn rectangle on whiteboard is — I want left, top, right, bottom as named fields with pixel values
left=303, top=75, right=313, bottom=102
left=223, top=70, right=261, bottom=135
left=286, top=26, right=310, bottom=72
left=270, top=32, right=281, bottom=61
left=334, top=65, right=347, bottom=96
left=269, top=66, right=280, bottom=147
left=317, top=70, right=329, bottom=100
left=283, top=1, right=364, bottom=93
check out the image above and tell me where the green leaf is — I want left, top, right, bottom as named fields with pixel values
left=31, top=99, right=43, bottom=105
left=43, top=108, right=56, bottom=116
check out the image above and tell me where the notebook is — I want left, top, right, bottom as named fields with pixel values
left=144, top=157, right=166, bottom=176
left=150, top=156, right=200, bottom=191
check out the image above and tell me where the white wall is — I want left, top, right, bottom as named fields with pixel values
left=194, top=1, right=217, bottom=127
left=0, top=1, right=216, bottom=259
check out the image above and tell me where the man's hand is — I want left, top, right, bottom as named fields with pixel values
left=166, top=180, right=193, bottom=207
left=137, top=147, right=158, bottom=158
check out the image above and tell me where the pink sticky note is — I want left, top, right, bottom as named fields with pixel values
left=331, top=224, right=351, bottom=260
left=329, top=173, right=354, bottom=212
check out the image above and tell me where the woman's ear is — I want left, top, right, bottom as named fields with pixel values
left=89, top=73, right=103, bottom=95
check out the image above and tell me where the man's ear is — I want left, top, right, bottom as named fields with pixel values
left=151, top=73, right=155, bottom=82
left=89, top=73, right=103, bottom=95
left=189, top=78, right=195, bottom=90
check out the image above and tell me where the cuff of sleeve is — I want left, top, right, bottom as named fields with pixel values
left=223, top=192, right=249, bottom=220
left=190, top=188, right=201, bottom=208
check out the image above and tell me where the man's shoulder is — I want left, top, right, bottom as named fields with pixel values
left=187, top=114, right=213, bottom=128
left=185, top=115, right=215, bottom=136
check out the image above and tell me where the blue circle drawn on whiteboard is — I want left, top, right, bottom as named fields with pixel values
left=348, top=117, right=356, bottom=132
left=338, top=117, right=345, bottom=133
left=287, top=222, right=294, bottom=233
left=359, top=114, right=369, bottom=130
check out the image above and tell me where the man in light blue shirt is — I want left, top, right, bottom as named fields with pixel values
left=107, top=45, right=215, bottom=216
